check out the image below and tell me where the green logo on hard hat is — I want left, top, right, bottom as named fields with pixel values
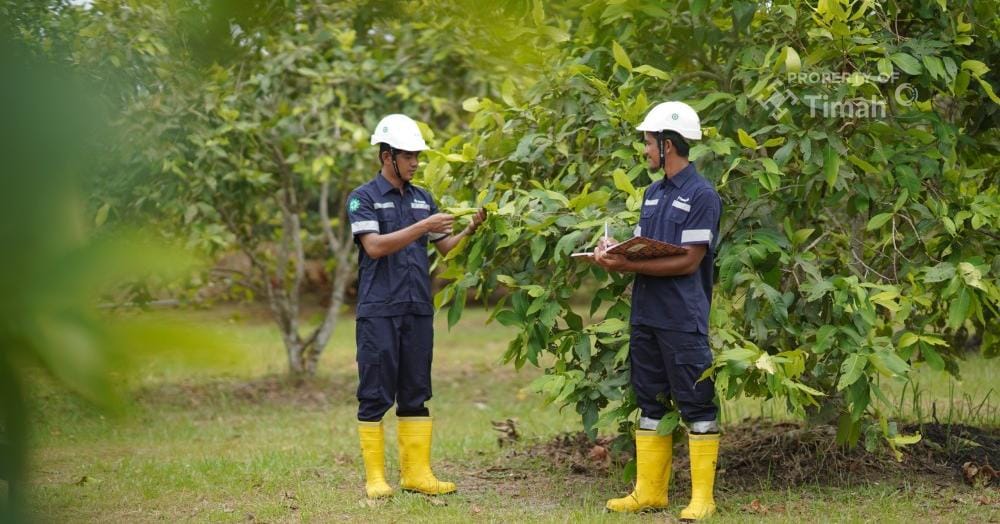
left=383, top=126, right=388, bottom=132
left=672, top=113, right=679, bottom=120
left=349, top=198, right=360, bottom=212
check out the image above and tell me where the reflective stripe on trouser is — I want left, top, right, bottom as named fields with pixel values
left=629, top=325, right=717, bottom=423
left=356, top=314, right=433, bottom=421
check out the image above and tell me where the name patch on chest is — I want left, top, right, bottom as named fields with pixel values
left=671, top=199, right=691, bottom=212
left=644, top=199, right=659, bottom=206
left=373, top=202, right=395, bottom=210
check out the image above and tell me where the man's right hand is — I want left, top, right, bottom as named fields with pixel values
left=422, top=213, right=454, bottom=234
left=596, top=236, right=617, bottom=253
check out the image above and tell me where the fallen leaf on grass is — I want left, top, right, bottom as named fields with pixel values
left=588, top=445, right=608, bottom=462
left=471, top=505, right=482, bottom=514
left=428, top=497, right=448, bottom=507
left=742, top=499, right=769, bottom=514
left=962, top=462, right=997, bottom=488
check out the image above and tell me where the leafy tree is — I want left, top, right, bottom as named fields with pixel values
left=434, top=0, right=1000, bottom=452
left=81, top=1, right=489, bottom=375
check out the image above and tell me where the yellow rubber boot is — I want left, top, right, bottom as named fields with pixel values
left=679, top=433, right=720, bottom=521
left=606, top=430, right=672, bottom=512
left=357, top=421, right=393, bottom=498
left=397, top=417, right=456, bottom=495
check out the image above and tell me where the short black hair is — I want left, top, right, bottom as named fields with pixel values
left=661, top=130, right=690, bottom=158
left=378, top=142, right=392, bottom=163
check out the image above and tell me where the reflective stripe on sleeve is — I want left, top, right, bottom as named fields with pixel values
left=351, top=220, right=379, bottom=234
left=681, top=229, right=712, bottom=243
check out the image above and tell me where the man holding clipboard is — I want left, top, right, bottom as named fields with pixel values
left=593, top=101, right=722, bottom=520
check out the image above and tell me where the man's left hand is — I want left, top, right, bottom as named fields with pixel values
left=594, top=246, right=629, bottom=272
left=465, top=208, right=487, bottom=235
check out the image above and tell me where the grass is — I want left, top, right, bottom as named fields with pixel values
left=20, top=306, right=1000, bottom=523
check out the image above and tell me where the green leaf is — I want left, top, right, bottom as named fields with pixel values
left=783, top=379, right=825, bottom=397
left=920, top=335, right=948, bottom=347
left=447, top=290, right=466, bottom=328
left=690, top=92, right=734, bottom=112
left=887, top=432, right=922, bottom=461
left=523, top=285, right=546, bottom=298
left=974, top=77, right=1000, bottom=105
left=461, top=97, right=480, bottom=112
left=897, top=332, right=919, bottom=349
left=755, top=353, right=777, bottom=374
left=495, top=309, right=521, bottom=327
left=783, top=46, right=801, bottom=73
left=761, top=158, right=780, bottom=174
left=961, top=59, right=990, bottom=77
left=890, top=53, right=923, bottom=75
left=877, top=58, right=893, bottom=79
left=594, top=318, right=628, bottom=334
left=823, top=146, right=840, bottom=188
left=848, top=155, right=878, bottom=174
left=500, top=78, right=516, bottom=106
left=920, top=344, right=945, bottom=371
left=633, top=64, right=669, bottom=80
left=923, top=56, right=946, bottom=81
left=866, top=213, right=893, bottom=231
left=94, top=203, right=110, bottom=227
left=655, top=411, right=680, bottom=435
left=814, top=325, right=837, bottom=353
left=837, top=354, right=867, bottom=391
left=947, top=287, right=971, bottom=329
left=737, top=129, right=758, bottom=149
left=792, top=228, right=815, bottom=245
left=611, top=41, right=633, bottom=71
left=612, top=168, right=637, bottom=198
left=957, top=262, right=985, bottom=290
left=924, top=263, right=955, bottom=283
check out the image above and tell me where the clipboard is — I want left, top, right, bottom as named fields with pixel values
left=571, top=235, right=689, bottom=260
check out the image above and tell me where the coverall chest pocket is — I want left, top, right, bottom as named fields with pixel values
left=667, top=200, right=689, bottom=224
left=375, top=207, right=398, bottom=232
left=639, top=200, right=660, bottom=235
left=410, top=205, right=430, bottom=223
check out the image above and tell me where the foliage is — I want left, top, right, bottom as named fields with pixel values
left=7, top=0, right=997, bottom=464
left=69, top=1, right=495, bottom=374
left=432, top=0, right=1000, bottom=450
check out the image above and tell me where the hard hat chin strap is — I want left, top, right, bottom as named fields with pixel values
left=657, top=132, right=667, bottom=175
left=389, top=146, right=403, bottom=183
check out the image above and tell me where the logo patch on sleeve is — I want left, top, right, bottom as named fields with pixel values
left=348, top=198, right=361, bottom=213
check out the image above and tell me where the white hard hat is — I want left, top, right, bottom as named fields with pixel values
left=636, top=101, right=702, bottom=140
left=370, top=114, right=429, bottom=151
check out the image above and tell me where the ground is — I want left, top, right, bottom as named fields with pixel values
left=20, top=306, right=1000, bottom=522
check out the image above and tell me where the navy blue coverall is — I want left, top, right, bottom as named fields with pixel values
left=347, top=173, right=447, bottom=422
left=629, top=163, right=722, bottom=425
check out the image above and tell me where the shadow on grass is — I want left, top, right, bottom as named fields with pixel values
left=133, top=373, right=357, bottom=411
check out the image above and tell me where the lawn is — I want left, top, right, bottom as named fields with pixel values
left=21, top=306, right=1000, bottom=522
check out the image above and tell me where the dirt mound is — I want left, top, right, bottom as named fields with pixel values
left=514, top=420, right=1000, bottom=490
left=509, top=431, right=630, bottom=476
left=903, top=423, right=999, bottom=487
left=708, top=421, right=910, bottom=489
